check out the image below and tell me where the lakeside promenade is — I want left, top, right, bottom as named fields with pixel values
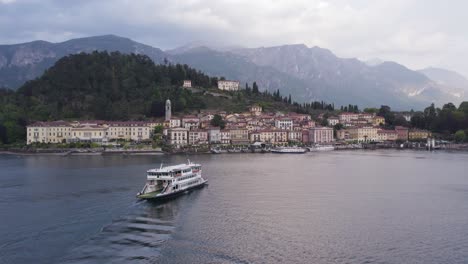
left=2, top=142, right=468, bottom=156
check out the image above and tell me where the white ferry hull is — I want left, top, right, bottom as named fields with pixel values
left=137, top=179, right=208, bottom=201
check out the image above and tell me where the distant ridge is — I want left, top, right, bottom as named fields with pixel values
left=418, top=67, right=468, bottom=99
left=1, top=34, right=466, bottom=109
left=0, top=35, right=165, bottom=89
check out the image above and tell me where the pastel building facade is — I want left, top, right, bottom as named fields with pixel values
left=309, top=127, right=334, bottom=143
left=27, top=121, right=153, bottom=144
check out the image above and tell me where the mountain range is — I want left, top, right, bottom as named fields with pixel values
left=1, top=34, right=467, bottom=110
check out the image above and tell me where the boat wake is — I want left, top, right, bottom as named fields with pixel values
left=61, top=203, right=178, bottom=264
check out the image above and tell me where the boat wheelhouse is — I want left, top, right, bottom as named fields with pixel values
left=137, top=161, right=207, bottom=200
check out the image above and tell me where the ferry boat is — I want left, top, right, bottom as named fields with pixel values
left=271, top=147, right=307, bottom=154
left=137, top=161, right=207, bottom=200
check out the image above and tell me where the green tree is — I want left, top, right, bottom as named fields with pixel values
left=244, top=83, right=251, bottom=94
left=364, top=108, right=378, bottom=113
left=320, top=119, right=329, bottom=127
left=378, top=105, right=395, bottom=126
left=454, top=130, right=466, bottom=142
left=458, top=101, right=468, bottom=114
left=210, top=114, right=226, bottom=129
left=411, top=112, right=426, bottom=129
left=252, top=82, right=259, bottom=95
left=0, top=123, right=7, bottom=144
left=153, top=125, right=163, bottom=134
left=333, top=123, right=344, bottom=130
left=152, top=125, right=164, bottom=146
left=333, top=123, right=344, bottom=137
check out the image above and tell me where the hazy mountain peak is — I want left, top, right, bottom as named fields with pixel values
left=418, top=67, right=468, bottom=97
left=364, top=58, right=384, bottom=67
left=167, top=41, right=245, bottom=55
left=1, top=34, right=466, bottom=110
left=281, top=43, right=308, bottom=49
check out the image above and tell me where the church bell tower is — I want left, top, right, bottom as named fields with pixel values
left=165, top=99, right=171, bottom=121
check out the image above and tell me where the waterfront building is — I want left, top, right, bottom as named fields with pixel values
left=230, top=128, right=249, bottom=145
left=111, top=121, right=151, bottom=142
left=249, top=131, right=261, bottom=143
left=301, top=130, right=310, bottom=144
left=27, top=120, right=152, bottom=144
left=273, top=130, right=288, bottom=145
left=377, top=129, right=398, bottom=141
left=336, top=129, right=350, bottom=141
left=308, top=127, right=334, bottom=143
left=347, top=126, right=379, bottom=142
left=250, top=130, right=288, bottom=145
left=70, top=124, right=108, bottom=143
left=182, top=80, right=192, bottom=88
left=188, top=129, right=208, bottom=145
left=395, top=126, right=409, bottom=141
left=288, top=130, right=303, bottom=142
left=218, top=80, right=240, bottom=91
left=220, top=130, right=231, bottom=145
left=208, top=127, right=221, bottom=144
left=409, top=129, right=432, bottom=140
left=165, top=99, right=171, bottom=121
left=168, top=127, right=189, bottom=147
left=27, top=121, right=72, bottom=144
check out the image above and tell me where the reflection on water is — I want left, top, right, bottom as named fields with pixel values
left=1, top=151, right=468, bottom=264
left=62, top=201, right=181, bottom=264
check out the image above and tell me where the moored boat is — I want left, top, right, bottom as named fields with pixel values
left=137, top=161, right=207, bottom=200
left=308, top=145, right=335, bottom=152
left=210, top=148, right=222, bottom=154
left=271, top=147, right=307, bottom=154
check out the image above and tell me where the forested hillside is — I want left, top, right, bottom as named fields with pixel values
left=0, top=51, right=330, bottom=144
left=0, top=52, right=215, bottom=144
left=17, top=51, right=216, bottom=120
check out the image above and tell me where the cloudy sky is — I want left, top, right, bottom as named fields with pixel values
left=1, top=0, right=468, bottom=76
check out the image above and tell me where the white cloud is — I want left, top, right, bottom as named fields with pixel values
left=1, top=0, right=468, bottom=76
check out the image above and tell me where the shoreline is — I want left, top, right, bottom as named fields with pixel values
left=0, top=149, right=166, bottom=156
left=2, top=146, right=468, bottom=156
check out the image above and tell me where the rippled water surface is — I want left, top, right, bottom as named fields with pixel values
left=1, top=150, right=468, bottom=264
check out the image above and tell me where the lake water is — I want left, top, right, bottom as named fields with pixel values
left=1, top=150, right=468, bottom=264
